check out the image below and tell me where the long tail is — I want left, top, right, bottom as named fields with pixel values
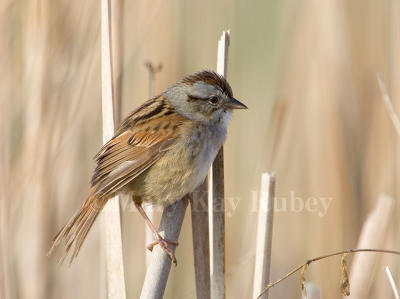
left=48, top=190, right=108, bottom=264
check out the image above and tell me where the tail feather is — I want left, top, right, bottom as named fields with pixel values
left=48, top=192, right=108, bottom=264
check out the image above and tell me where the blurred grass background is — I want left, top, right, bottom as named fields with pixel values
left=1, top=0, right=399, bottom=298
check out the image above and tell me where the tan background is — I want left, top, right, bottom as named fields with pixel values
left=1, top=0, right=399, bottom=298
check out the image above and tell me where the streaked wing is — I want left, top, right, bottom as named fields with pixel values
left=91, top=97, right=185, bottom=198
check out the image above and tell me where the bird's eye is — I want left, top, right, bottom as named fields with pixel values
left=208, top=96, right=219, bottom=105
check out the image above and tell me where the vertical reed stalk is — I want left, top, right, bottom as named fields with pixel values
left=111, top=0, right=124, bottom=126
left=191, top=180, right=210, bottom=299
left=252, top=173, right=276, bottom=299
left=209, top=30, right=230, bottom=299
left=101, top=0, right=126, bottom=297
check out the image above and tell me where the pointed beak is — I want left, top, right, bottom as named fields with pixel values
left=226, top=98, right=248, bottom=110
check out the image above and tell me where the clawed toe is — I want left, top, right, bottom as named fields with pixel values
left=147, top=237, right=178, bottom=265
left=134, top=203, right=179, bottom=265
left=147, top=239, right=178, bottom=251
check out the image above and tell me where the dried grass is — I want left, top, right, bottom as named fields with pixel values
left=1, top=0, right=399, bottom=298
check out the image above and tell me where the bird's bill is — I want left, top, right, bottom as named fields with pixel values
left=226, top=98, right=248, bottom=109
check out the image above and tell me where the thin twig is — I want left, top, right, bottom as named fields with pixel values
left=377, top=73, right=400, bottom=136
left=209, top=30, right=230, bottom=299
left=101, top=0, right=126, bottom=297
left=385, top=266, right=399, bottom=299
left=257, top=249, right=400, bottom=299
left=252, top=173, right=276, bottom=299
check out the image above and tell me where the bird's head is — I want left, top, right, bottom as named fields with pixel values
left=164, top=70, right=247, bottom=122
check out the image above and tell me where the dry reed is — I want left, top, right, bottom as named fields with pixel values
left=1, top=1, right=399, bottom=298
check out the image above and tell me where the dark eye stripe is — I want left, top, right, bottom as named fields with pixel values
left=188, top=94, right=224, bottom=103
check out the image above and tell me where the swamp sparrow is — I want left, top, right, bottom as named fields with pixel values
left=49, top=70, right=247, bottom=264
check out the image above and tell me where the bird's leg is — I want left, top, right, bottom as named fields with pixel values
left=134, top=201, right=178, bottom=265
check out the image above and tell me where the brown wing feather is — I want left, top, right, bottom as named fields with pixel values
left=48, top=96, right=187, bottom=263
left=91, top=112, right=185, bottom=196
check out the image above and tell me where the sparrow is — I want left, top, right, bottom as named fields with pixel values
left=48, top=70, right=247, bottom=264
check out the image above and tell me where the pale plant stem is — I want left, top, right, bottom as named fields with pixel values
left=385, top=266, right=399, bottom=299
left=111, top=0, right=123, bottom=127
left=303, top=283, right=321, bottom=299
left=191, top=181, right=210, bottom=299
left=377, top=73, right=400, bottom=137
left=252, top=173, right=276, bottom=299
left=140, top=198, right=188, bottom=299
left=101, top=0, right=126, bottom=298
left=209, top=30, right=230, bottom=299
left=348, top=194, right=394, bottom=299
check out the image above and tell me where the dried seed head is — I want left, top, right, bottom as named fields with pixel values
left=340, top=254, right=350, bottom=296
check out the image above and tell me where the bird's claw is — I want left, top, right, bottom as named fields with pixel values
left=147, top=237, right=179, bottom=266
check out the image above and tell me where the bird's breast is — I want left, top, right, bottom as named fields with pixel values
left=188, top=123, right=226, bottom=189
left=134, top=116, right=229, bottom=206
